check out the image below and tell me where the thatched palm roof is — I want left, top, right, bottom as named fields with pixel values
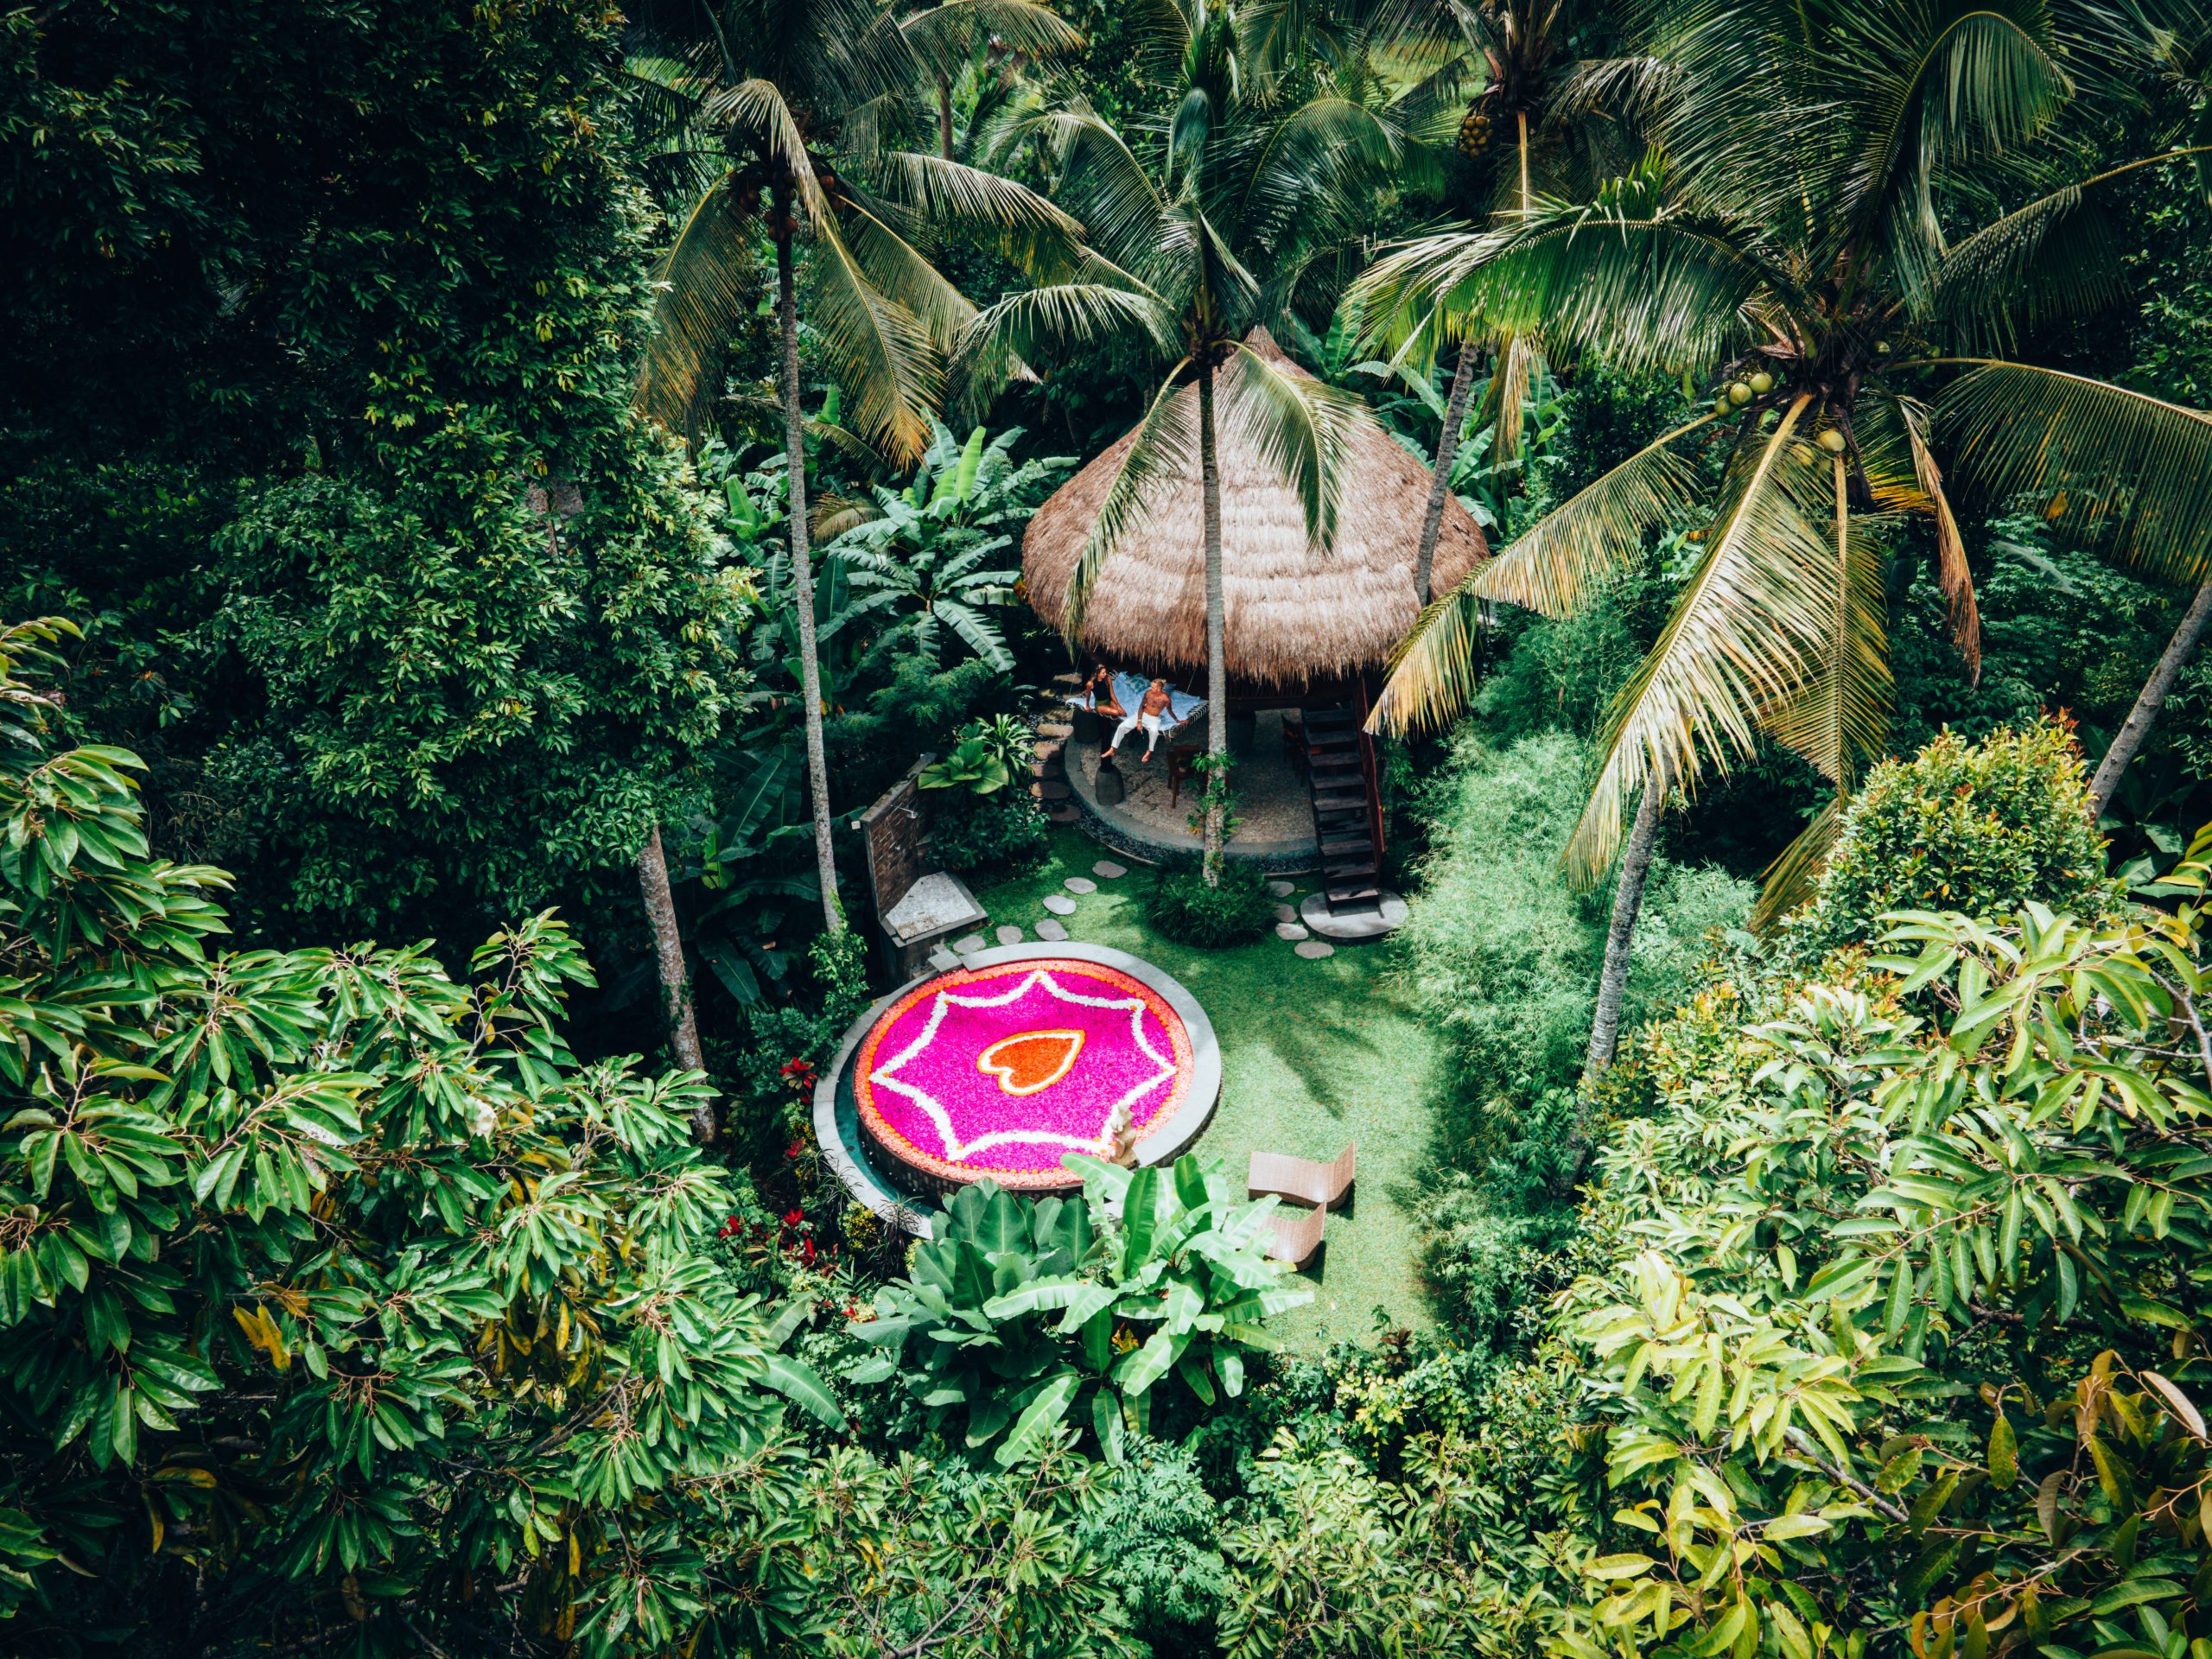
left=1022, top=330, right=1489, bottom=689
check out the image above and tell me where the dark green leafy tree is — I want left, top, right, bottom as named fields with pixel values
left=1549, top=834, right=2212, bottom=1659
left=0, top=617, right=848, bottom=1655
left=1, top=0, right=755, bottom=1098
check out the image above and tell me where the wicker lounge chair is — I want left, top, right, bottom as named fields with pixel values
left=1248, top=1144, right=1356, bottom=1211
left=1262, top=1201, right=1326, bottom=1268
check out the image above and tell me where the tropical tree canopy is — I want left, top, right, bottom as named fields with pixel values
left=1357, top=0, right=2212, bottom=909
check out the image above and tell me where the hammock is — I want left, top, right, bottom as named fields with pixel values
left=1078, top=673, right=1205, bottom=733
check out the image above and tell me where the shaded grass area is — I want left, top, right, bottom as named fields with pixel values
left=966, top=829, right=1444, bottom=1350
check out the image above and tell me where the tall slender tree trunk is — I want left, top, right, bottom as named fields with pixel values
left=1516, top=111, right=1531, bottom=215
left=1586, top=773, right=1667, bottom=1078
left=637, top=823, right=715, bottom=1142
left=2088, top=574, right=2212, bottom=818
left=937, top=73, right=955, bottom=160
left=1198, top=349, right=1228, bottom=887
left=774, top=180, right=844, bottom=936
left=1414, top=344, right=1479, bottom=604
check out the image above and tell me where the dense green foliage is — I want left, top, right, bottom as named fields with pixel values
left=7, top=0, right=2212, bottom=1653
left=1141, top=859, right=1281, bottom=948
left=1785, top=720, right=2126, bottom=961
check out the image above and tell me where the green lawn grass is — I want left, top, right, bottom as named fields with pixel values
left=965, top=827, right=1444, bottom=1350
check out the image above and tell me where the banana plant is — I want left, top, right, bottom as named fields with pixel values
left=845, top=1154, right=1309, bottom=1465
left=824, top=422, right=1073, bottom=671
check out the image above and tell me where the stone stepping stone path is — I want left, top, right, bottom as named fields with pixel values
left=1267, top=879, right=1295, bottom=898
left=1092, top=860, right=1128, bottom=879
left=927, top=946, right=960, bottom=970
left=1042, top=893, right=1077, bottom=915
left=1047, top=804, right=1080, bottom=824
left=1034, top=780, right=1071, bottom=801
left=1063, top=876, right=1097, bottom=894
left=1273, top=902, right=1298, bottom=923
left=1035, top=918, right=1070, bottom=942
left=1275, top=922, right=1309, bottom=941
left=1294, top=938, right=1336, bottom=960
left=951, top=934, right=988, bottom=956
left=995, top=925, right=1026, bottom=946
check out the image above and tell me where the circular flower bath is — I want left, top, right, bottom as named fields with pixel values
left=854, top=957, right=1198, bottom=1192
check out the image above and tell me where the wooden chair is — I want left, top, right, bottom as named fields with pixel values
left=1262, top=1201, right=1326, bottom=1268
left=1248, top=1144, right=1356, bottom=1211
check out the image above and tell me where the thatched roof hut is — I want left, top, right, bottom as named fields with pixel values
left=1022, top=329, right=1489, bottom=690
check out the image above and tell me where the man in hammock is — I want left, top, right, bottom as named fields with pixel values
left=1104, top=677, right=1173, bottom=763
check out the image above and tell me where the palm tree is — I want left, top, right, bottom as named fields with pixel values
left=1355, top=0, right=2212, bottom=1069
left=626, top=0, right=1080, bottom=943
left=956, top=0, right=1405, bottom=881
left=897, top=0, right=1081, bottom=161
left=1364, top=0, right=1625, bottom=601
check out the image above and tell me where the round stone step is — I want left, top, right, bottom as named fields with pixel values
left=1033, top=780, right=1071, bottom=801
left=1035, top=918, right=1070, bottom=942
left=1062, top=876, right=1096, bottom=894
left=1276, top=922, right=1309, bottom=941
left=995, top=925, right=1026, bottom=946
left=1267, top=879, right=1296, bottom=898
left=1035, top=721, right=1074, bottom=739
left=1046, top=804, right=1080, bottom=824
left=1092, top=860, right=1128, bottom=879
left=1294, top=939, right=1336, bottom=959
left=1042, top=894, right=1077, bottom=915
left=951, top=934, right=988, bottom=956
left=1273, top=902, right=1298, bottom=924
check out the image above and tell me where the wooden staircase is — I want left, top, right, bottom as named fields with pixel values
left=1301, top=693, right=1385, bottom=911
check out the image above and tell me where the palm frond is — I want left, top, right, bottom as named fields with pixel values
left=720, top=392, right=891, bottom=470
left=1369, top=583, right=1485, bottom=736
left=1023, top=107, right=1178, bottom=279
left=1917, top=149, right=2212, bottom=343
left=1474, top=410, right=1719, bottom=615
left=838, top=201, right=978, bottom=351
left=805, top=214, right=942, bottom=464
left=1065, top=362, right=1198, bottom=638
left=638, top=178, right=761, bottom=434
left=1223, top=340, right=1372, bottom=554
left=1750, top=793, right=1844, bottom=931
left=947, top=280, right=1172, bottom=421
left=1842, top=0, right=2069, bottom=269
left=899, top=0, right=1084, bottom=69
left=1887, top=391, right=1980, bottom=675
left=704, top=80, right=829, bottom=223
left=1564, top=396, right=1837, bottom=883
left=1757, top=452, right=1892, bottom=790
left=862, top=149, right=1086, bottom=274
left=1937, top=360, right=2212, bottom=584
left=1484, top=330, right=1537, bottom=467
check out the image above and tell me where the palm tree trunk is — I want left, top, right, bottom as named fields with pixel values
left=636, top=823, right=715, bottom=1142
left=938, top=74, right=955, bottom=160
left=774, top=180, right=844, bottom=937
left=1516, top=110, right=1531, bottom=215
left=1198, top=350, right=1228, bottom=887
left=1585, top=773, right=1667, bottom=1078
left=1415, top=344, right=1478, bottom=603
left=2088, top=574, right=2212, bottom=818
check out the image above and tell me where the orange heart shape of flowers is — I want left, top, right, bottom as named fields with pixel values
left=975, top=1029, right=1084, bottom=1096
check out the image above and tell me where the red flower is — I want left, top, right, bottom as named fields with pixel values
left=716, top=1216, right=741, bottom=1238
left=784, top=1138, right=805, bottom=1162
left=782, top=1208, right=804, bottom=1229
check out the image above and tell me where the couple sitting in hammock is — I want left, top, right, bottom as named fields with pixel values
left=1080, top=665, right=1203, bottom=764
